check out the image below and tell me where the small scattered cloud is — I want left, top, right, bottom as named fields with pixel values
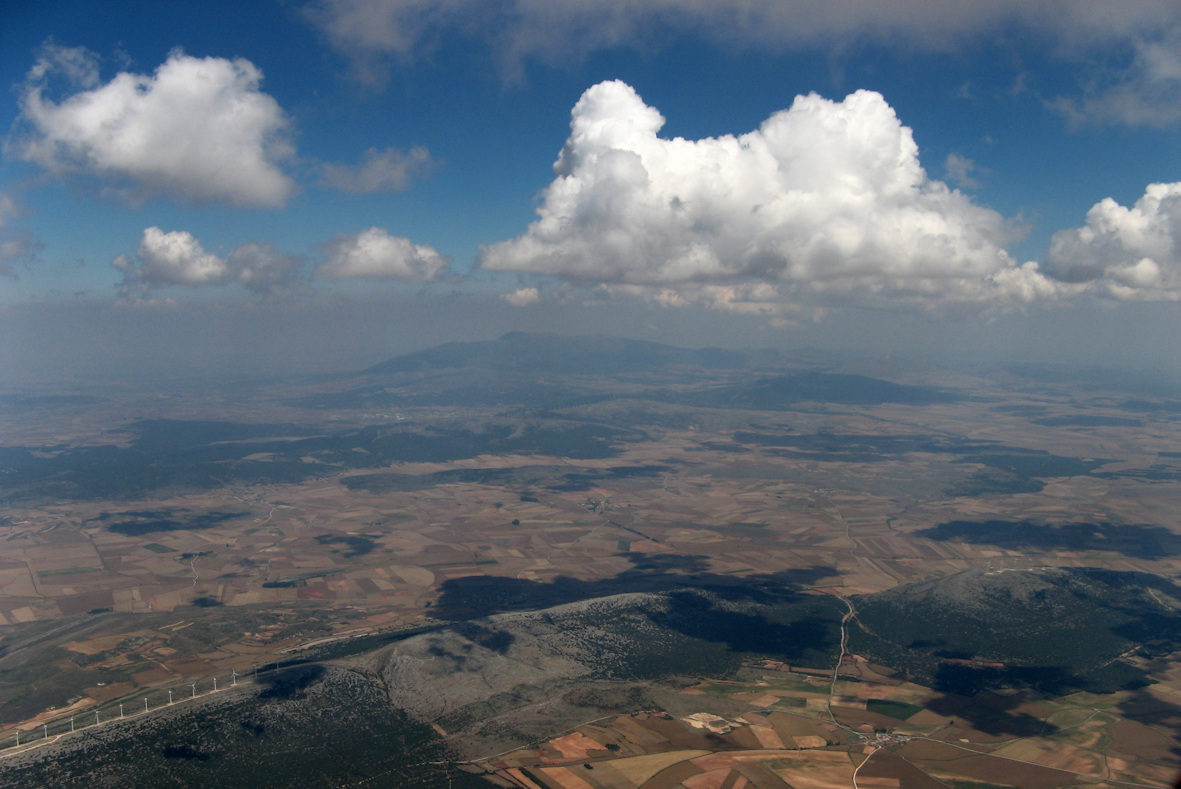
left=0, top=194, right=38, bottom=277
left=944, top=153, right=980, bottom=189
left=113, top=226, right=448, bottom=298
left=482, top=80, right=1053, bottom=312
left=604, top=282, right=808, bottom=322
left=9, top=44, right=296, bottom=207
left=129, top=227, right=228, bottom=287
left=306, top=1, right=1179, bottom=65
left=304, top=0, right=1181, bottom=113
left=113, top=227, right=303, bottom=297
left=1051, top=28, right=1181, bottom=127
left=226, top=243, right=307, bottom=293
left=500, top=286, right=540, bottom=306
left=1045, top=182, right=1181, bottom=300
left=319, top=145, right=435, bottom=193
left=315, top=226, right=448, bottom=280
left=111, top=296, right=181, bottom=311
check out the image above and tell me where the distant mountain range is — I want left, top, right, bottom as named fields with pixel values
left=361, top=332, right=756, bottom=376
left=350, top=332, right=958, bottom=410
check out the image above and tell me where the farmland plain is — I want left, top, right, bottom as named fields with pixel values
left=1, top=334, right=1179, bottom=787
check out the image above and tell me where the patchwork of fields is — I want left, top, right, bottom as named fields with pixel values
left=1, top=336, right=1179, bottom=786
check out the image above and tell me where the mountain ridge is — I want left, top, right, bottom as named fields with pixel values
left=361, top=332, right=761, bottom=376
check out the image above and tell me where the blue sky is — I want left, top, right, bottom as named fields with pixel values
left=2, top=1, right=1181, bottom=379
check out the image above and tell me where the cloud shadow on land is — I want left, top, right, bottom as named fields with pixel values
left=923, top=681, right=1060, bottom=738
left=257, top=664, right=327, bottom=700
left=429, top=555, right=838, bottom=621
left=94, top=508, right=248, bottom=537
left=1115, top=688, right=1181, bottom=760
left=931, top=662, right=1178, bottom=748
left=917, top=519, right=1181, bottom=560
left=451, top=621, right=516, bottom=655
left=851, top=566, right=1181, bottom=742
left=315, top=533, right=377, bottom=557
left=427, top=555, right=842, bottom=670
left=648, top=587, right=836, bottom=661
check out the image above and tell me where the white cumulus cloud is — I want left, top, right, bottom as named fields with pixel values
left=1045, top=182, right=1181, bottom=300
left=11, top=45, right=296, bottom=207
left=316, top=227, right=448, bottom=280
left=132, top=227, right=228, bottom=286
left=113, top=227, right=303, bottom=296
left=482, top=81, right=1052, bottom=309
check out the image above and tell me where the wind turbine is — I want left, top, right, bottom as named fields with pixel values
left=70, top=716, right=74, bottom=733
left=191, top=681, right=197, bottom=698
left=42, top=724, right=47, bottom=739
left=213, top=676, right=218, bottom=692
left=94, top=710, right=100, bottom=726
left=119, top=703, right=124, bottom=718
left=143, top=697, right=149, bottom=713
left=231, top=669, right=238, bottom=686
left=168, top=689, right=173, bottom=704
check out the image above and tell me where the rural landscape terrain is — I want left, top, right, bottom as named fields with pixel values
left=0, top=333, right=1179, bottom=787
